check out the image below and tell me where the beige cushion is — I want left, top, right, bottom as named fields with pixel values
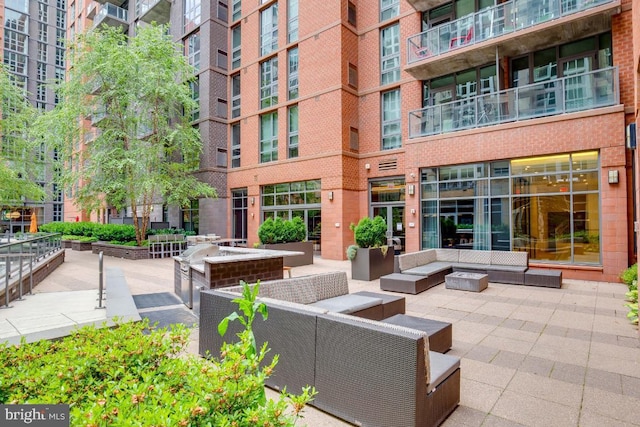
left=436, top=249, right=460, bottom=262
left=414, top=249, right=437, bottom=266
left=267, top=277, right=317, bottom=304
left=491, top=250, right=528, bottom=266
left=313, top=271, right=349, bottom=300
left=398, top=253, right=418, bottom=272
left=458, top=250, right=492, bottom=264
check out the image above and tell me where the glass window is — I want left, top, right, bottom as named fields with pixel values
left=231, top=73, right=241, bottom=119
left=420, top=152, right=601, bottom=264
left=260, top=56, right=278, bottom=108
left=232, top=0, right=241, bottom=21
left=189, top=77, right=200, bottom=121
left=288, top=105, right=299, bottom=158
left=231, top=188, right=248, bottom=240
left=231, top=123, right=241, bottom=168
left=288, top=47, right=299, bottom=100
left=288, top=0, right=298, bottom=43
left=260, top=112, right=278, bottom=163
left=187, top=32, right=200, bottom=70
left=4, top=30, right=27, bottom=53
left=231, top=25, right=241, bottom=69
left=5, top=10, right=29, bottom=33
left=380, top=24, right=400, bottom=85
left=347, top=1, right=356, bottom=26
left=184, top=0, right=201, bottom=33
left=381, top=89, right=401, bottom=150
left=380, top=0, right=399, bottom=21
left=6, top=0, right=28, bottom=13
left=260, top=3, right=278, bottom=56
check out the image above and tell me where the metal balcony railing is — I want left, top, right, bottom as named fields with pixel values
left=93, top=2, right=128, bottom=28
left=408, top=67, right=619, bottom=138
left=407, top=0, right=616, bottom=64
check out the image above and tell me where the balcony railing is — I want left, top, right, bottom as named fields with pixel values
left=407, top=0, right=616, bottom=64
left=408, top=67, right=618, bottom=138
left=93, top=3, right=128, bottom=29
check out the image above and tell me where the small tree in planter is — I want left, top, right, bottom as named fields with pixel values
left=258, top=217, right=313, bottom=267
left=347, top=216, right=393, bottom=281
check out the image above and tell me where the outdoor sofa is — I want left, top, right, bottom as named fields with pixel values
left=199, top=271, right=460, bottom=427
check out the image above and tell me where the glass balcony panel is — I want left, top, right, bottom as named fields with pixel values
left=408, top=67, right=617, bottom=138
left=407, top=0, right=617, bottom=65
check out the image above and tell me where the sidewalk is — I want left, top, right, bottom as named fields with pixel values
left=2, top=249, right=640, bottom=426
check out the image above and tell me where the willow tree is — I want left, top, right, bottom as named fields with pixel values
left=0, top=67, right=46, bottom=207
left=40, top=24, right=216, bottom=245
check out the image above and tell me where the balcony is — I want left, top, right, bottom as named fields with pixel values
left=93, top=3, right=129, bottom=31
left=87, top=2, right=97, bottom=19
left=138, top=0, right=171, bottom=25
left=92, top=0, right=126, bottom=7
left=408, top=67, right=618, bottom=139
left=406, top=0, right=620, bottom=80
left=90, top=109, right=108, bottom=126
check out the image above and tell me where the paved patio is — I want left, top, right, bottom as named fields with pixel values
left=3, top=249, right=640, bottom=426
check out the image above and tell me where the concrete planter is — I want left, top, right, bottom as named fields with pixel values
left=351, top=247, right=394, bottom=281
left=62, top=240, right=73, bottom=249
left=91, top=242, right=149, bottom=260
left=261, top=241, right=314, bottom=267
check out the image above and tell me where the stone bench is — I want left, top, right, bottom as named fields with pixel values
left=445, top=271, right=488, bottom=292
left=524, top=269, right=562, bottom=288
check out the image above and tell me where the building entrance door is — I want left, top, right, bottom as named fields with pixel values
left=373, top=205, right=405, bottom=253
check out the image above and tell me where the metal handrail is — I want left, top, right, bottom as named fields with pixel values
left=408, top=67, right=619, bottom=139
left=0, top=233, right=62, bottom=308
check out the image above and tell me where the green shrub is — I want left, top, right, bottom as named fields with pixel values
left=258, top=217, right=306, bottom=244
left=626, top=289, right=638, bottom=325
left=60, top=235, right=84, bottom=241
left=350, top=216, right=387, bottom=249
left=0, top=315, right=314, bottom=426
left=620, top=264, right=637, bottom=290
left=76, top=236, right=98, bottom=243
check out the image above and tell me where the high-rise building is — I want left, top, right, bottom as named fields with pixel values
left=69, top=0, right=637, bottom=282
left=1, top=0, right=67, bottom=232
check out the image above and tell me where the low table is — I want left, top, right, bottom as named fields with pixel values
left=445, top=271, right=488, bottom=292
left=352, top=291, right=405, bottom=319
left=380, top=273, right=431, bottom=294
left=382, top=314, right=452, bottom=353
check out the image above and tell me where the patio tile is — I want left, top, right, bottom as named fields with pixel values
left=474, top=301, right=518, bottom=318
left=481, top=414, right=526, bottom=427
left=441, top=405, right=486, bottom=427
left=517, top=355, right=554, bottom=377
left=528, top=343, right=589, bottom=367
left=585, top=368, right=622, bottom=394
left=578, top=408, right=638, bottom=427
left=564, top=327, right=592, bottom=341
left=506, top=305, right=554, bottom=324
left=478, top=315, right=504, bottom=327
left=617, top=335, right=640, bottom=348
left=582, top=386, right=640, bottom=424
left=490, top=350, right=526, bottom=370
left=546, top=310, right=594, bottom=331
left=499, top=318, right=525, bottom=330
left=460, top=358, right=516, bottom=389
left=505, top=371, right=584, bottom=409
left=592, top=315, right=637, bottom=338
left=491, top=390, right=579, bottom=427
left=519, top=321, right=545, bottom=334
left=480, top=334, right=534, bottom=355
left=453, top=321, right=497, bottom=346
left=460, top=378, right=502, bottom=412
left=443, top=296, right=487, bottom=313
left=540, top=324, right=567, bottom=337
left=491, top=326, right=541, bottom=343
left=590, top=330, right=622, bottom=346
left=621, top=375, right=640, bottom=398
left=464, top=345, right=500, bottom=363
left=549, top=362, right=586, bottom=385
left=588, top=352, right=640, bottom=378
left=590, top=341, right=640, bottom=361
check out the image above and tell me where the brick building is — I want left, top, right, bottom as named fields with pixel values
left=70, top=0, right=637, bottom=282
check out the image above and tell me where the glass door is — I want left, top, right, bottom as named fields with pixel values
left=373, top=205, right=405, bottom=254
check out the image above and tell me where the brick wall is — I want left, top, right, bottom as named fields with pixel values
left=204, top=257, right=284, bottom=288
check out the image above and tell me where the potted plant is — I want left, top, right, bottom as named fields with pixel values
left=258, top=217, right=314, bottom=267
left=346, top=216, right=394, bottom=281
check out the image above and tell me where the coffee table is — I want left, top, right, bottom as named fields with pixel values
left=382, top=313, right=452, bottom=353
left=445, top=271, right=488, bottom=292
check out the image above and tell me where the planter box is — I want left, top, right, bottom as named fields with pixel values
left=351, top=247, right=394, bottom=281
left=71, top=241, right=94, bottom=251
left=62, top=240, right=73, bottom=249
left=91, top=242, right=149, bottom=260
left=262, top=241, right=314, bottom=267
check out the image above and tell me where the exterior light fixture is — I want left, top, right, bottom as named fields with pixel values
left=407, top=184, right=415, bottom=196
left=608, top=170, right=619, bottom=184
left=328, top=191, right=334, bottom=201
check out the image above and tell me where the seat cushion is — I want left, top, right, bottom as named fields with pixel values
left=404, top=261, right=453, bottom=276
left=428, top=351, right=461, bottom=392
left=310, top=294, right=382, bottom=314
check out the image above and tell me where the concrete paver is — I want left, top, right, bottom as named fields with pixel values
left=1, top=248, right=640, bottom=426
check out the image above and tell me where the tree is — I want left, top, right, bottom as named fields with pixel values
left=0, top=67, right=46, bottom=206
left=39, top=24, right=216, bottom=245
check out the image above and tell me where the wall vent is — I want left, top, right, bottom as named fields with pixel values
left=378, top=159, right=397, bottom=171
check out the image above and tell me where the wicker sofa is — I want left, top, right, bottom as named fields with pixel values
left=393, top=248, right=529, bottom=288
left=199, top=271, right=461, bottom=427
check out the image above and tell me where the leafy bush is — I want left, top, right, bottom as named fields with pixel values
left=626, top=289, right=638, bottom=325
left=60, top=235, right=84, bottom=241
left=620, top=264, right=637, bottom=289
left=0, top=316, right=314, bottom=426
left=41, top=222, right=137, bottom=244
left=76, top=236, right=98, bottom=243
left=351, top=216, right=387, bottom=249
left=258, top=217, right=307, bottom=244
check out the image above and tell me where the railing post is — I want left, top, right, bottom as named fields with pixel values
left=2, top=256, right=11, bottom=309
left=28, top=254, right=33, bottom=295
left=17, top=253, right=23, bottom=301
left=96, top=251, right=105, bottom=309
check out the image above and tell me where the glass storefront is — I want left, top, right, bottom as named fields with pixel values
left=421, top=151, right=600, bottom=264
left=370, top=178, right=406, bottom=252
left=261, top=179, right=322, bottom=251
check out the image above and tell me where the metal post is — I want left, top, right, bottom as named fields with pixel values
left=96, top=251, right=105, bottom=309
left=17, top=253, right=23, bottom=301
left=28, top=255, right=33, bottom=294
left=2, top=256, right=11, bottom=309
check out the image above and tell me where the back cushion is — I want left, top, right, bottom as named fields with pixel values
left=313, top=272, right=349, bottom=300
left=491, top=250, right=528, bottom=266
left=414, top=249, right=437, bottom=266
left=398, top=253, right=418, bottom=272
left=435, top=249, right=460, bottom=262
left=458, top=250, right=492, bottom=265
left=267, top=277, right=317, bottom=304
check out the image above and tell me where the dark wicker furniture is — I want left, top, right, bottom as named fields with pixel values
left=382, top=314, right=452, bottom=353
